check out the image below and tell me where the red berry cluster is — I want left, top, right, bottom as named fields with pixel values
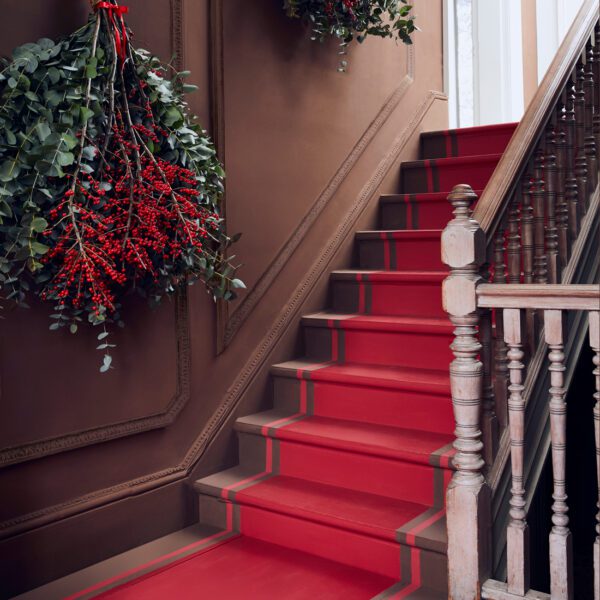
left=41, top=107, right=220, bottom=319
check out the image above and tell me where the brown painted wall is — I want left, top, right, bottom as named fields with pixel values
left=0, top=1, right=447, bottom=596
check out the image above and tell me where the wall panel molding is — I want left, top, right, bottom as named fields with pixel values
left=0, top=88, right=447, bottom=541
left=0, top=2, right=191, bottom=470
left=215, top=37, right=416, bottom=352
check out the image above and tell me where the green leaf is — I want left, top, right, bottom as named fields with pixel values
left=31, top=241, right=50, bottom=255
left=0, top=159, right=21, bottom=182
left=86, top=57, right=98, bottom=79
left=70, top=323, right=78, bottom=334
left=5, top=130, right=16, bottom=145
left=57, top=151, right=75, bottom=167
left=164, top=106, right=183, bottom=128
left=80, top=106, right=94, bottom=123
left=100, top=354, right=113, bottom=373
left=231, top=278, right=246, bottom=289
left=31, top=217, right=48, bottom=232
left=36, top=121, right=52, bottom=142
left=82, top=146, right=97, bottom=160
left=48, top=67, right=61, bottom=84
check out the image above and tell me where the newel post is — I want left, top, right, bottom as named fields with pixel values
left=442, top=184, right=492, bottom=599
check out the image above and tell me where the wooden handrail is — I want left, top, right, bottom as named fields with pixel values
left=472, top=0, right=599, bottom=236
left=477, top=283, right=600, bottom=310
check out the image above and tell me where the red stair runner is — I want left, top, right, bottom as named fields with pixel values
left=92, top=122, right=517, bottom=599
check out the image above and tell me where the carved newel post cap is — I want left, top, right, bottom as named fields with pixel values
left=447, top=184, right=479, bottom=218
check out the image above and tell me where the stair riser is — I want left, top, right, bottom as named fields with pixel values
left=238, top=432, right=448, bottom=507
left=273, top=376, right=454, bottom=435
left=358, top=236, right=443, bottom=271
left=331, top=278, right=445, bottom=318
left=421, top=127, right=514, bottom=159
left=380, top=198, right=451, bottom=230
left=401, top=158, right=498, bottom=193
left=304, top=325, right=453, bottom=369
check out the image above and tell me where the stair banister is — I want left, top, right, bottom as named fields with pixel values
left=471, top=0, right=598, bottom=238
left=442, top=1, right=600, bottom=597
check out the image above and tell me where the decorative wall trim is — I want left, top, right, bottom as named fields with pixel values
left=215, top=42, right=416, bottom=352
left=0, top=89, right=447, bottom=540
left=0, top=3, right=191, bottom=470
left=0, top=292, right=191, bottom=468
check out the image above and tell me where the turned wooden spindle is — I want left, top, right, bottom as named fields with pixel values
left=481, top=305, right=499, bottom=458
left=521, top=170, right=534, bottom=286
left=574, top=60, right=588, bottom=218
left=590, top=310, right=599, bottom=600
left=493, top=225, right=510, bottom=427
left=564, top=78, right=580, bottom=245
left=507, top=192, right=521, bottom=284
left=555, top=99, right=569, bottom=270
left=532, top=146, right=548, bottom=286
left=544, top=119, right=559, bottom=283
left=504, top=308, right=530, bottom=596
left=545, top=310, right=574, bottom=600
left=520, top=169, right=537, bottom=356
left=442, top=184, right=491, bottom=598
left=584, top=44, right=598, bottom=193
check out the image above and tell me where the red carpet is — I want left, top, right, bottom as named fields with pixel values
left=84, top=122, right=516, bottom=598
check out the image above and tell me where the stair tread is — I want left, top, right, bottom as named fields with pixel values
left=91, top=535, right=398, bottom=599
left=401, top=152, right=503, bottom=169
left=197, top=470, right=437, bottom=544
left=302, top=312, right=453, bottom=332
left=420, top=121, right=517, bottom=139
left=236, top=412, right=454, bottom=466
left=272, top=360, right=450, bottom=392
left=380, top=190, right=483, bottom=202
left=356, top=228, right=442, bottom=239
left=330, top=269, right=446, bottom=282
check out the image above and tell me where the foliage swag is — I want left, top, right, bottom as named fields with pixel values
left=284, top=0, right=415, bottom=68
left=0, top=0, right=241, bottom=371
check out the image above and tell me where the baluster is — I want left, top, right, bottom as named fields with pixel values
left=584, top=44, right=598, bottom=192
left=504, top=308, right=530, bottom=596
left=555, top=98, right=569, bottom=271
left=442, top=184, right=491, bottom=599
left=594, top=24, right=600, bottom=163
left=481, top=306, right=499, bottom=459
left=493, top=225, right=509, bottom=429
left=532, top=146, right=547, bottom=285
left=575, top=59, right=588, bottom=218
left=565, top=78, right=580, bottom=245
left=521, top=169, right=536, bottom=357
left=507, top=192, right=521, bottom=284
left=545, top=310, right=574, bottom=600
left=544, top=118, right=559, bottom=283
left=590, top=310, right=599, bottom=600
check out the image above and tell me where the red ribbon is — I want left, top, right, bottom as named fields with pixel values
left=95, top=2, right=130, bottom=63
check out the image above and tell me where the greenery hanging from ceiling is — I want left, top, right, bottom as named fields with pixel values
left=284, top=0, right=416, bottom=70
left=0, top=0, right=243, bottom=372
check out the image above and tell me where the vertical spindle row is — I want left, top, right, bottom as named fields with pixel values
left=593, top=24, right=600, bottom=163
left=555, top=98, right=569, bottom=271
left=545, top=120, right=559, bottom=283
left=584, top=43, right=598, bottom=192
left=575, top=60, right=588, bottom=218
left=565, top=79, right=580, bottom=243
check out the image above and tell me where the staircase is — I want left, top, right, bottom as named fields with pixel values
left=189, top=123, right=517, bottom=599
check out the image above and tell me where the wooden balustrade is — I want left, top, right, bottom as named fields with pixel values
left=443, top=4, right=598, bottom=597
